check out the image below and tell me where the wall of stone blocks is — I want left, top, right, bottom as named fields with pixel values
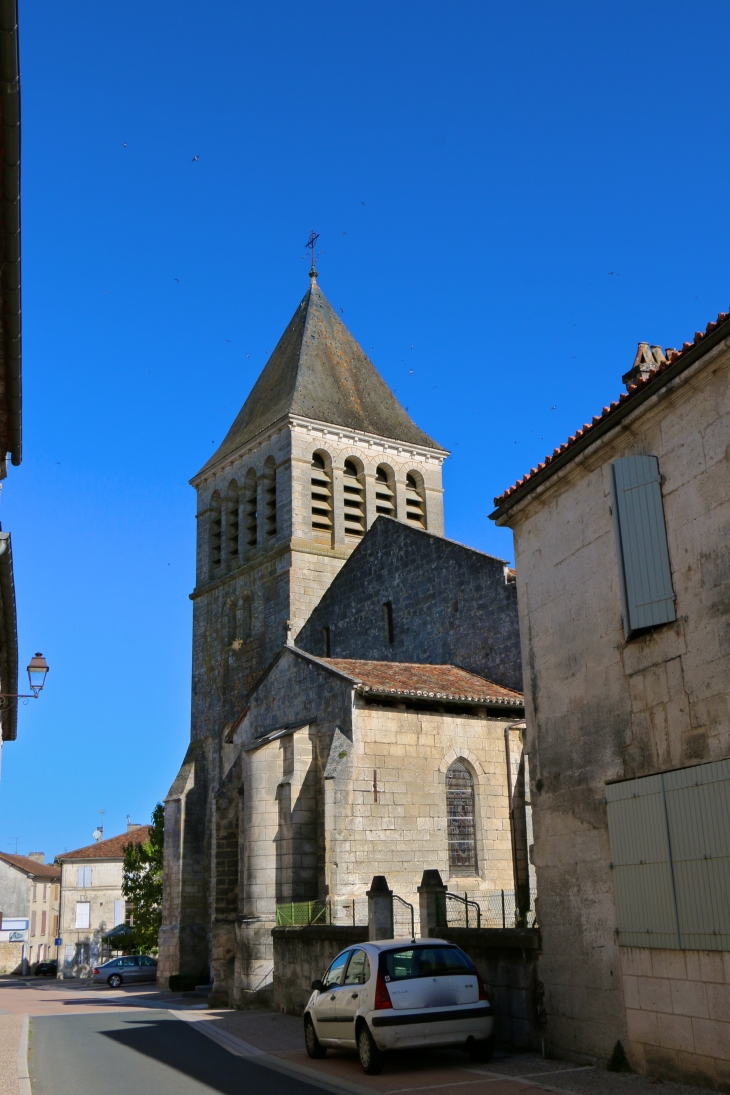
left=621, top=946, right=730, bottom=1092
left=272, top=924, right=369, bottom=1014
left=432, top=927, right=543, bottom=1049
left=296, top=517, right=523, bottom=693
left=501, top=341, right=730, bottom=1070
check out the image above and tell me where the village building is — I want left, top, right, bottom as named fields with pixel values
left=0, top=852, right=60, bottom=974
left=56, top=824, right=149, bottom=978
left=160, top=273, right=529, bottom=1006
left=491, top=315, right=730, bottom=1088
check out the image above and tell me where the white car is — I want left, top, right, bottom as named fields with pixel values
left=303, top=939, right=493, bottom=1074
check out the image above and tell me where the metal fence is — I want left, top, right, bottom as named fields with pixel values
left=275, top=900, right=330, bottom=926
left=446, top=889, right=538, bottom=929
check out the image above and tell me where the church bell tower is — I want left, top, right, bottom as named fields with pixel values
left=159, top=269, right=448, bottom=989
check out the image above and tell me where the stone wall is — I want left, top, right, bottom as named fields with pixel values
left=272, top=924, right=369, bottom=1014
left=431, top=927, right=543, bottom=1049
left=497, top=336, right=730, bottom=1074
left=621, top=946, right=730, bottom=1091
left=296, top=517, right=522, bottom=693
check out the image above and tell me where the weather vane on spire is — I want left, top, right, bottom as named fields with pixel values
left=305, top=230, right=321, bottom=281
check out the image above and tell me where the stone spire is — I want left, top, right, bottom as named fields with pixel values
left=199, top=282, right=441, bottom=475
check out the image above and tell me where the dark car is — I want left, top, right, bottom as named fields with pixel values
left=35, top=960, right=57, bottom=977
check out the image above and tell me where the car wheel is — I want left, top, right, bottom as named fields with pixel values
left=108, top=974, right=123, bottom=989
left=467, top=1035, right=494, bottom=1063
left=357, top=1023, right=384, bottom=1075
left=304, top=1015, right=327, bottom=1059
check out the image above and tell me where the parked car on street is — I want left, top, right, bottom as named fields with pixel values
left=35, top=960, right=57, bottom=977
left=303, top=939, right=493, bottom=1074
left=92, top=955, right=158, bottom=988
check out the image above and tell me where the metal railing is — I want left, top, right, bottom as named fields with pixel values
left=446, top=888, right=538, bottom=929
left=275, top=900, right=330, bottom=926
left=392, top=893, right=415, bottom=938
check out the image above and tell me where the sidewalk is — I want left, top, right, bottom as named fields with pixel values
left=179, top=1007, right=713, bottom=1095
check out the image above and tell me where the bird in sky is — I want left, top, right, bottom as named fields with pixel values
left=225, top=340, right=231, bottom=343
left=339, top=308, right=344, bottom=313
left=192, top=155, right=199, bottom=162
left=361, top=201, right=365, bottom=205
left=123, top=142, right=127, bottom=148
left=551, top=405, right=557, bottom=410
left=342, top=232, right=347, bottom=235
left=174, top=278, right=179, bottom=282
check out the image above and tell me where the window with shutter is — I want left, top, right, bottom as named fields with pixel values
left=606, top=758, right=730, bottom=951
left=610, top=455, right=676, bottom=638
left=114, top=899, right=124, bottom=926
left=75, top=902, right=90, bottom=929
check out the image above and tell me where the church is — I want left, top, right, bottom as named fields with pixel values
left=159, top=268, right=528, bottom=1006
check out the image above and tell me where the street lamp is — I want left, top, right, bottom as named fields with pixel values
left=0, top=652, right=50, bottom=707
left=26, top=653, right=49, bottom=696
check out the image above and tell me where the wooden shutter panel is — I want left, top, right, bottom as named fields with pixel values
left=610, top=455, right=676, bottom=637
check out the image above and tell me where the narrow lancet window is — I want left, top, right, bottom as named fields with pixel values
left=375, top=465, right=396, bottom=518
left=311, top=452, right=333, bottom=544
left=446, top=762, right=477, bottom=875
left=263, top=457, right=277, bottom=541
left=243, top=469, right=258, bottom=552
left=405, top=472, right=426, bottom=528
left=226, top=482, right=240, bottom=564
left=343, top=459, right=365, bottom=537
left=209, top=493, right=222, bottom=572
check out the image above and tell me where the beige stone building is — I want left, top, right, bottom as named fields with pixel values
left=491, top=314, right=730, bottom=1088
left=0, top=852, right=59, bottom=974
left=57, top=825, right=149, bottom=978
left=161, top=273, right=529, bottom=1005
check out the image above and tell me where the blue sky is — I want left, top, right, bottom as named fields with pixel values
left=1, top=0, right=729, bottom=859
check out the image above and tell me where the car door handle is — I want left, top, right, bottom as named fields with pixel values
left=330, top=994, right=336, bottom=1000
left=351, top=993, right=358, bottom=999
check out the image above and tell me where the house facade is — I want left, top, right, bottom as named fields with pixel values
left=0, top=852, right=60, bottom=974
left=56, top=825, right=149, bottom=978
left=491, top=315, right=730, bottom=1088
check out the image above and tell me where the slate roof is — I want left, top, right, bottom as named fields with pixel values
left=312, top=656, right=524, bottom=707
left=56, top=827, right=150, bottom=862
left=198, top=280, right=443, bottom=475
left=0, top=851, right=60, bottom=879
left=492, top=308, right=730, bottom=517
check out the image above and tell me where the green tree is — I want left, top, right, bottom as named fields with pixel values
left=121, top=803, right=164, bottom=953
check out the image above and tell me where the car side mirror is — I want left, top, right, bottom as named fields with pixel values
left=311, top=979, right=323, bottom=992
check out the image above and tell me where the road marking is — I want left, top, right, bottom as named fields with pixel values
left=390, top=1067, right=595, bottom=1093
left=17, top=1013, right=31, bottom=1095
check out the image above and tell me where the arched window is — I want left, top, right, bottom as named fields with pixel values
left=446, top=762, right=477, bottom=875
left=225, top=596, right=238, bottom=645
left=405, top=472, right=426, bottom=528
left=375, top=465, right=396, bottom=518
left=243, top=469, right=257, bottom=552
left=209, top=492, right=222, bottom=572
left=226, top=481, right=240, bottom=564
left=241, top=590, right=252, bottom=641
left=263, top=457, right=277, bottom=540
left=311, top=452, right=333, bottom=543
left=343, top=459, right=365, bottom=538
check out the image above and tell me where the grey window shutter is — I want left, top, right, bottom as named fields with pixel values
left=610, top=455, right=676, bottom=637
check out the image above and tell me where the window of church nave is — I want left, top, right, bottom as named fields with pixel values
left=226, top=482, right=240, bottom=563
left=375, top=465, right=396, bottom=518
left=263, top=457, right=277, bottom=541
left=243, top=469, right=258, bottom=552
left=446, top=761, right=478, bottom=875
left=311, top=452, right=333, bottom=544
left=405, top=472, right=426, bottom=528
left=209, top=492, right=222, bottom=572
left=343, top=459, right=365, bottom=537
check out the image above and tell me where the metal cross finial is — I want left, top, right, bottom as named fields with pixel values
left=305, top=230, right=320, bottom=281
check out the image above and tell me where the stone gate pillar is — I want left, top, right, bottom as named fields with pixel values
left=417, top=869, right=447, bottom=937
left=367, top=875, right=394, bottom=940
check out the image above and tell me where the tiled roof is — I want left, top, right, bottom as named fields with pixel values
left=57, top=826, right=150, bottom=862
left=315, top=657, right=523, bottom=706
left=0, top=852, right=60, bottom=879
left=493, top=308, right=730, bottom=512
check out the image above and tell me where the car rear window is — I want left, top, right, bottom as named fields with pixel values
left=381, top=946, right=472, bottom=981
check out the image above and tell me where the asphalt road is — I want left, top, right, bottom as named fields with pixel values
left=29, top=1010, right=324, bottom=1095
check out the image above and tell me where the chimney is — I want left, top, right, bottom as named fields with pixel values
left=27, top=852, right=45, bottom=863
left=126, top=822, right=143, bottom=832
left=622, top=343, right=667, bottom=391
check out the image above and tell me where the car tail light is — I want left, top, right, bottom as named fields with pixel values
left=93, top=968, right=100, bottom=975
left=475, top=969, right=488, bottom=1001
left=374, top=970, right=392, bottom=1010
